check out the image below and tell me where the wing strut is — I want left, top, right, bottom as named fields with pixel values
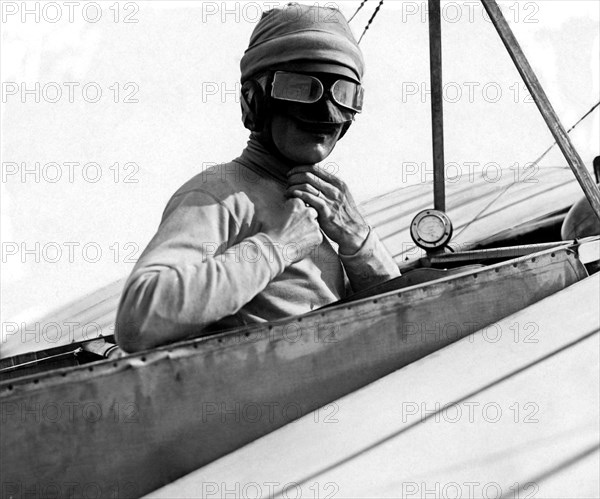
left=481, top=0, right=600, bottom=222
left=428, top=0, right=446, bottom=213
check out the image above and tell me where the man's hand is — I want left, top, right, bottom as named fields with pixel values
left=286, top=165, right=369, bottom=254
left=262, top=197, right=323, bottom=265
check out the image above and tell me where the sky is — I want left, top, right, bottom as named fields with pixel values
left=1, top=0, right=599, bottom=338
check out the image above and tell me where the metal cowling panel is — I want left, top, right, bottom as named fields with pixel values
left=0, top=247, right=588, bottom=498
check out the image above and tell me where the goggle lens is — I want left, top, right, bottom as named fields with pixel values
left=331, top=79, right=364, bottom=113
left=271, top=72, right=323, bottom=104
left=271, top=71, right=363, bottom=113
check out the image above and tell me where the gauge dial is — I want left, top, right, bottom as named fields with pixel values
left=410, top=209, right=453, bottom=250
left=417, top=215, right=445, bottom=243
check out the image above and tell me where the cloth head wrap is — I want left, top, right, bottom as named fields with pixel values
left=240, top=3, right=364, bottom=83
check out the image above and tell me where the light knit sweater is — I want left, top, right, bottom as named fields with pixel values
left=115, top=138, right=399, bottom=351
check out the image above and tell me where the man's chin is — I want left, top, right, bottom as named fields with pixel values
left=285, top=142, right=336, bottom=165
left=271, top=114, right=342, bottom=164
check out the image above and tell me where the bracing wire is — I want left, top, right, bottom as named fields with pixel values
left=358, top=0, right=384, bottom=44
left=348, top=0, right=368, bottom=23
left=454, top=100, right=600, bottom=239
left=528, top=100, right=600, bottom=168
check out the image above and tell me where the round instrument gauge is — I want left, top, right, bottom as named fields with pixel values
left=410, top=209, right=453, bottom=250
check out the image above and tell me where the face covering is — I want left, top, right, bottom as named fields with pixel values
left=274, top=98, right=355, bottom=125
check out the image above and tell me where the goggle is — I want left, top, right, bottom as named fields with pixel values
left=271, top=71, right=364, bottom=113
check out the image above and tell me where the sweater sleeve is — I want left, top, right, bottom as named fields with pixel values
left=115, top=189, right=285, bottom=352
left=338, top=226, right=400, bottom=293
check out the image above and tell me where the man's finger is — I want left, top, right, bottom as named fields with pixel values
left=306, top=205, right=319, bottom=219
left=287, top=172, right=335, bottom=197
left=286, top=181, right=321, bottom=198
left=286, top=189, right=327, bottom=214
